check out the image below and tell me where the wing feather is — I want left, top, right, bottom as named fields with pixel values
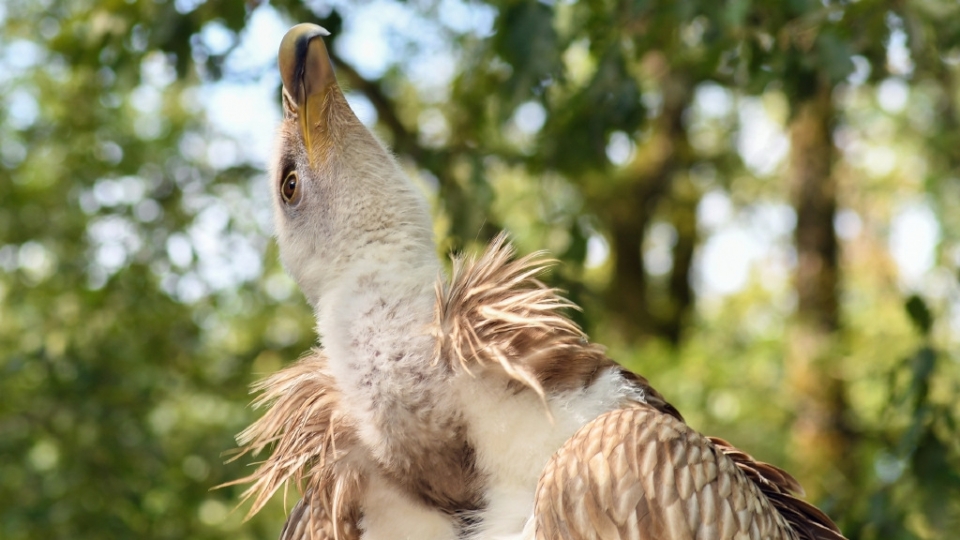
left=534, top=406, right=845, bottom=540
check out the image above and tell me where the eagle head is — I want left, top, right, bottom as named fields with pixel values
left=272, top=23, right=435, bottom=308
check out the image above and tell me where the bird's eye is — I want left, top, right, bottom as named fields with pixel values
left=280, top=170, right=301, bottom=205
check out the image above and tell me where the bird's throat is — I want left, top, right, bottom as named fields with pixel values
left=315, top=261, right=457, bottom=463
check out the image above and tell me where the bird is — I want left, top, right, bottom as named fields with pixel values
left=227, top=23, right=847, bottom=540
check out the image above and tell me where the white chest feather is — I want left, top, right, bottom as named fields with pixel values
left=457, top=367, right=633, bottom=539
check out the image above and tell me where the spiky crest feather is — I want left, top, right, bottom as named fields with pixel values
left=222, top=352, right=363, bottom=540
left=436, top=234, right=606, bottom=397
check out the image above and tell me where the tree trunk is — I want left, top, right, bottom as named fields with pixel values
left=665, top=184, right=698, bottom=344
left=786, top=83, right=852, bottom=499
left=604, top=73, right=693, bottom=343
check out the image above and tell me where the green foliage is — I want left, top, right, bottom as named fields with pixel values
left=0, top=0, right=310, bottom=537
left=2, top=0, right=960, bottom=539
left=905, top=295, right=933, bottom=336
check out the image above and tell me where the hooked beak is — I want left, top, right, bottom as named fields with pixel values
left=278, top=23, right=335, bottom=169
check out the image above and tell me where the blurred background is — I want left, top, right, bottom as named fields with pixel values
left=2, top=0, right=959, bottom=538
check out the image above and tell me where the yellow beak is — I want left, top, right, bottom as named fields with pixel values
left=278, top=23, right=336, bottom=169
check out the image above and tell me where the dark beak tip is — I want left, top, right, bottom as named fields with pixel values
left=279, top=23, right=333, bottom=103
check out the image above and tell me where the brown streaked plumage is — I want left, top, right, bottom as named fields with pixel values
left=535, top=405, right=845, bottom=540
left=229, top=22, right=847, bottom=540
